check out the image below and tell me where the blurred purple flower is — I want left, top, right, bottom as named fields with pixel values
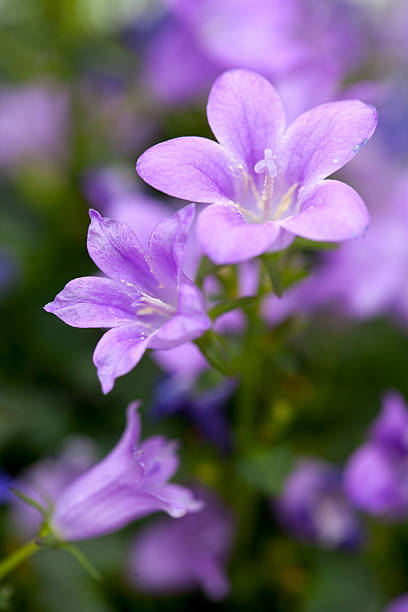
left=385, top=594, right=408, bottom=612
left=143, top=0, right=368, bottom=119
left=137, top=69, right=376, bottom=265
left=0, top=83, right=69, bottom=168
left=44, top=205, right=211, bottom=393
left=128, top=487, right=234, bottom=600
left=344, top=392, right=408, bottom=520
left=275, top=459, right=362, bottom=549
left=13, top=437, right=97, bottom=537
left=48, top=403, right=202, bottom=541
left=151, top=376, right=234, bottom=453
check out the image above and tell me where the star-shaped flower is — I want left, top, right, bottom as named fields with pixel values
left=45, top=205, right=211, bottom=393
left=137, top=69, right=377, bottom=264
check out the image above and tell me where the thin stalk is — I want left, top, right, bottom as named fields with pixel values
left=0, top=539, right=39, bottom=581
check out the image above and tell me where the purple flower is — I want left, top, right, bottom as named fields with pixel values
left=275, top=459, right=362, bottom=549
left=128, top=487, right=234, bottom=600
left=44, top=205, right=211, bottom=393
left=137, top=69, right=377, bottom=265
left=47, top=403, right=202, bottom=541
left=344, top=392, right=408, bottom=520
left=385, top=595, right=408, bottom=612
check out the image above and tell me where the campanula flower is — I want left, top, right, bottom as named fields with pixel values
left=128, top=487, right=234, bottom=600
left=41, top=403, right=201, bottom=542
left=275, top=459, right=362, bottom=549
left=44, top=205, right=211, bottom=393
left=344, top=392, right=408, bottom=520
left=137, top=69, right=377, bottom=264
left=385, top=595, right=408, bottom=612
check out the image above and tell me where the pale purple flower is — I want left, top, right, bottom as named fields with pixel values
left=44, top=205, right=211, bottom=393
left=344, top=392, right=408, bottom=520
left=385, top=595, right=408, bottom=612
left=275, top=459, right=362, bottom=549
left=13, top=437, right=97, bottom=537
left=137, top=69, right=377, bottom=265
left=0, top=83, right=69, bottom=167
left=49, top=403, right=202, bottom=541
left=128, top=487, right=234, bottom=600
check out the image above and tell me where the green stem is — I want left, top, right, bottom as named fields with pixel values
left=0, top=539, right=39, bottom=581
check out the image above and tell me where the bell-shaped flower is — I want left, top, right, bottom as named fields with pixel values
left=44, top=205, right=211, bottom=393
left=48, top=403, right=202, bottom=542
left=137, top=69, right=377, bottom=264
left=344, top=392, right=408, bottom=519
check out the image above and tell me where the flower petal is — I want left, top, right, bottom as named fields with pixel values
left=279, top=180, right=369, bottom=241
left=207, top=69, right=285, bottom=171
left=281, top=100, right=377, bottom=185
left=197, top=203, right=280, bottom=264
left=93, top=325, right=150, bottom=394
left=148, top=204, right=195, bottom=287
left=136, top=137, right=234, bottom=203
left=44, top=276, right=137, bottom=328
left=142, top=483, right=204, bottom=518
left=87, top=210, right=155, bottom=290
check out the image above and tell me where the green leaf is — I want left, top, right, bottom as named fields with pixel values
left=209, top=295, right=257, bottom=321
left=261, top=254, right=283, bottom=297
left=236, top=445, right=294, bottom=495
left=194, top=331, right=235, bottom=377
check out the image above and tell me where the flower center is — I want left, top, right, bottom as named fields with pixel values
left=233, top=149, right=298, bottom=223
